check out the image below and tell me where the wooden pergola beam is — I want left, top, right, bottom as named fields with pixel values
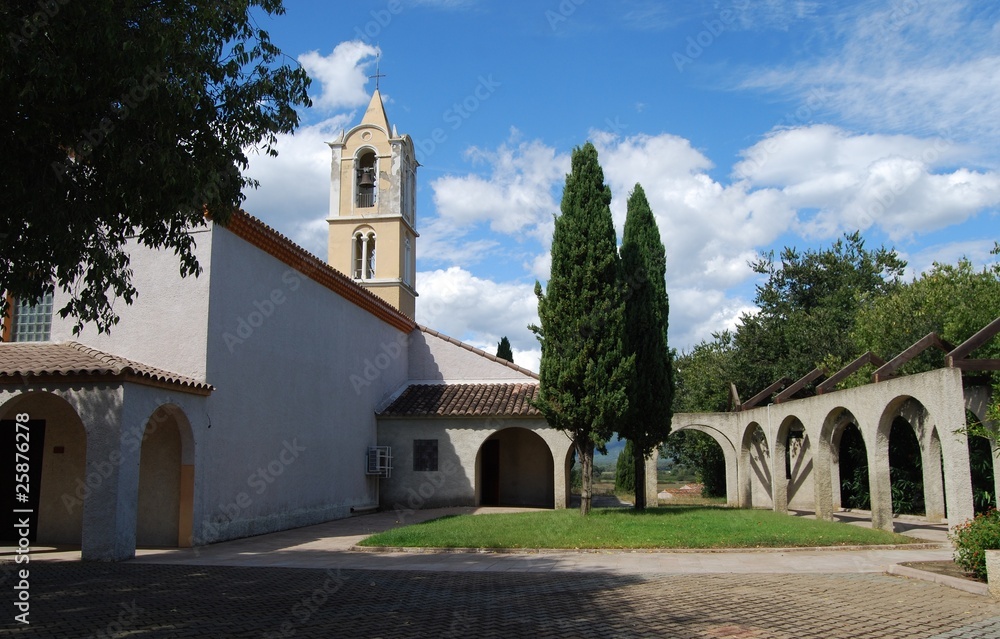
left=873, top=332, right=954, bottom=383
left=742, top=377, right=791, bottom=410
left=816, top=351, right=886, bottom=394
left=947, top=315, right=1000, bottom=370
left=728, top=383, right=742, bottom=412
left=949, top=359, right=1000, bottom=371
left=774, top=367, right=825, bottom=404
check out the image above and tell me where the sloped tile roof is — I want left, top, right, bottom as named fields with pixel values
left=224, top=210, right=416, bottom=334
left=380, top=383, right=541, bottom=417
left=0, top=342, right=213, bottom=394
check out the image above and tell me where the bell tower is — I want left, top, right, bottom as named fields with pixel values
left=327, top=89, right=418, bottom=319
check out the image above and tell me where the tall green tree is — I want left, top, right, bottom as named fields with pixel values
left=734, top=232, right=906, bottom=395
left=671, top=234, right=906, bottom=491
left=531, top=142, right=633, bottom=516
left=852, top=257, right=1000, bottom=375
left=1, top=0, right=311, bottom=334
left=614, top=440, right=636, bottom=495
left=496, top=336, right=514, bottom=363
left=619, top=184, right=673, bottom=510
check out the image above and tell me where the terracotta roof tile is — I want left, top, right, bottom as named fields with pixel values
left=0, top=342, right=213, bottom=394
left=223, top=210, right=416, bottom=334
left=380, top=383, right=541, bottom=417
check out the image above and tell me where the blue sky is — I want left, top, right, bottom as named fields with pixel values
left=243, top=0, right=1000, bottom=372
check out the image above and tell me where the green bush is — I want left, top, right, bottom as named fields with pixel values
left=615, top=440, right=636, bottom=494
left=951, top=508, right=1000, bottom=581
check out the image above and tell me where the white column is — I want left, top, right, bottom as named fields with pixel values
left=361, top=235, right=370, bottom=280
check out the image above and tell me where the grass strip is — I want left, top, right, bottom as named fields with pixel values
left=359, top=506, right=919, bottom=549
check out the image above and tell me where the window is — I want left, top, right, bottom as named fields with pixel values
left=403, top=165, right=416, bottom=223
left=352, top=231, right=376, bottom=280
left=413, top=439, right=438, bottom=472
left=355, top=150, right=377, bottom=208
left=404, top=237, right=412, bottom=286
left=12, top=292, right=53, bottom=342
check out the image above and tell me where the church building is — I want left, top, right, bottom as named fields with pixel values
left=0, top=91, right=580, bottom=561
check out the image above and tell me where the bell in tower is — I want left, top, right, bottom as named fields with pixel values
left=326, top=87, right=419, bottom=320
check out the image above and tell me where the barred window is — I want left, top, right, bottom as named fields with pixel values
left=12, top=292, right=54, bottom=342
left=413, top=439, right=438, bottom=472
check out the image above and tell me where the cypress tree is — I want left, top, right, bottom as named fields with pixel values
left=531, top=142, right=633, bottom=516
left=619, top=183, right=673, bottom=510
left=615, top=440, right=636, bottom=495
left=496, top=336, right=514, bottom=363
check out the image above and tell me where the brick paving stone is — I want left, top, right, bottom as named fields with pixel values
left=0, top=563, right=998, bottom=638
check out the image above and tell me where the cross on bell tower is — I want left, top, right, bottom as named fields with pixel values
left=369, top=53, right=386, bottom=92
left=325, top=77, right=419, bottom=320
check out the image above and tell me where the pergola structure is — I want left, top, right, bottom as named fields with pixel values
left=677, top=317, right=1000, bottom=532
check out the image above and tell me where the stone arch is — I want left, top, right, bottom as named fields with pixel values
left=352, top=226, right=377, bottom=280
left=1, top=392, right=87, bottom=545
left=926, top=427, right=946, bottom=521
left=739, top=421, right=772, bottom=508
left=669, top=423, right=739, bottom=505
left=772, top=415, right=811, bottom=514
left=354, top=146, right=378, bottom=208
left=873, top=395, right=934, bottom=531
left=135, top=404, right=195, bottom=547
left=819, top=408, right=864, bottom=519
left=475, top=427, right=554, bottom=508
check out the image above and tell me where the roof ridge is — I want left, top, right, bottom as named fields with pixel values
left=378, top=381, right=541, bottom=417
left=223, top=210, right=416, bottom=334
left=3, top=342, right=213, bottom=393
left=65, top=341, right=129, bottom=373
left=416, top=325, right=540, bottom=380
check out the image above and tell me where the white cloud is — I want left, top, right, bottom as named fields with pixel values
left=430, top=134, right=569, bottom=237
left=734, top=124, right=1000, bottom=240
left=242, top=114, right=354, bottom=257
left=901, top=238, right=1000, bottom=281
left=416, top=266, right=539, bottom=358
left=669, top=287, right=756, bottom=350
left=418, top=217, right=500, bottom=267
left=740, top=1, right=1000, bottom=145
left=594, top=131, right=792, bottom=290
left=298, top=41, right=380, bottom=111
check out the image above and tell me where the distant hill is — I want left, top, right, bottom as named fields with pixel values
left=594, top=437, right=627, bottom=467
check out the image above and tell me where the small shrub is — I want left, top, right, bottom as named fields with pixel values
left=951, top=508, right=1000, bottom=581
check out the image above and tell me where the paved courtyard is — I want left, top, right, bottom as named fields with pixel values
left=3, top=509, right=999, bottom=637
left=2, top=562, right=1000, bottom=638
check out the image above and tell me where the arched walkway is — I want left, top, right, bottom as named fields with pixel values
left=772, top=416, right=812, bottom=513
left=476, top=427, right=554, bottom=508
left=674, top=368, right=978, bottom=531
left=136, top=405, right=195, bottom=548
left=1, top=392, right=87, bottom=545
left=668, top=422, right=739, bottom=506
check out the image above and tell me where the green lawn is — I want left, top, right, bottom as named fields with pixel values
left=358, top=506, right=919, bottom=549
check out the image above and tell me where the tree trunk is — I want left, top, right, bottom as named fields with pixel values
left=579, top=440, right=594, bottom=516
left=634, top=448, right=646, bottom=511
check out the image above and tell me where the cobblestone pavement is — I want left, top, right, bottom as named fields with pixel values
left=2, top=563, right=999, bottom=638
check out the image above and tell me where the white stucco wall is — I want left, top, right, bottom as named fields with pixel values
left=195, top=225, right=409, bottom=544
left=0, top=382, right=207, bottom=560
left=49, top=228, right=214, bottom=381
left=408, top=329, right=536, bottom=383
left=377, top=417, right=572, bottom=511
